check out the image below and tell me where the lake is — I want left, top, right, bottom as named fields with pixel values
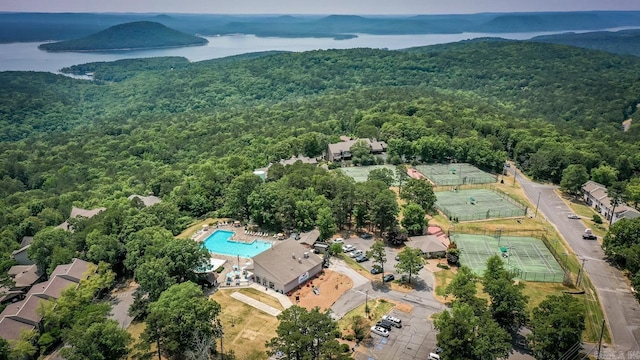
left=1, top=27, right=638, bottom=74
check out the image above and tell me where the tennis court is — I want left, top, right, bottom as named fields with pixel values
left=415, top=163, right=496, bottom=186
left=452, top=234, right=565, bottom=283
left=435, top=189, right=527, bottom=221
left=339, top=165, right=399, bottom=184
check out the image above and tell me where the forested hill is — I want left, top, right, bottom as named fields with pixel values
left=2, top=40, right=640, bottom=243
left=38, top=21, right=208, bottom=51
left=529, top=29, right=640, bottom=56
left=3, top=11, right=640, bottom=43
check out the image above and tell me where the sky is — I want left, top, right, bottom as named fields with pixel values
left=2, top=0, right=640, bottom=15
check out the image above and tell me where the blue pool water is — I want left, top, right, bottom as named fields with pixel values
left=203, top=230, right=272, bottom=258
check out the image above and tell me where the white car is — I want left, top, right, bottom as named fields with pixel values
left=349, top=250, right=363, bottom=258
left=343, top=244, right=355, bottom=253
left=382, top=315, right=402, bottom=326
left=370, top=326, right=389, bottom=337
left=333, top=238, right=344, bottom=244
left=567, top=214, right=580, bottom=219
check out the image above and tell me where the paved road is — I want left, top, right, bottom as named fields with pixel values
left=509, top=166, right=640, bottom=352
left=109, top=284, right=138, bottom=329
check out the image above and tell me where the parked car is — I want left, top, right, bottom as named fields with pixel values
left=342, top=244, right=355, bottom=252
left=428, top=353, right=440, bottom=360
left=370, top=267, right=382, bottom=275
left=567, top=214, right=580, bottom=219
left=394, top=254, right=400, bottom=261
left=375, top=320, right=393, bottom=330
left=370, top=326, right=389, bottom=337
left=383, top=274, right=395, bottom=282
left=349, top=250, right=363, bottom=258
left=582, top=229, right=597, bottom=240
left=382, top=315, right=402, bottom=327
left=355, top=255, right=369, bottom=262
left=333, top=238, right=344, bottom=244
left=360, top=233, right=373, bottom=239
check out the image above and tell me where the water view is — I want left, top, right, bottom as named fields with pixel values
left=1, top=27, right=638, bottom=74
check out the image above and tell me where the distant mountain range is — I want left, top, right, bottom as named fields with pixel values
left=38, top=21, right=207, bottom=52
left=530, top=29, right=640, bottom=56
left=2, top=11, right=640, bottom=43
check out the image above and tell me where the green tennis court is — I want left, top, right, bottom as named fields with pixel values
left=452, top=234, right=565, bottom=283
left=435, top=189, right=527, bottom=221
left=415, top=163, right=496, bottom=186
left=339, top=165, right=399, bottom=184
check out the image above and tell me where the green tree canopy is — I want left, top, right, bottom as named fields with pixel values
left=394, top=246, right=423, bottom=284
left=400, top=203, right=426, bottom=236
left=367, top=168, right=395, bottom=187
left=482, top=255, right=529, bottom=332
left=400, top=178, right=436, bottom=213
left=559, top=164, right=589, bottom=195
left=265, top=305, right=341, bottom=360
left=366, top=240, right=387, bottom=276
left=144, top=282, right=222, bottom=359
left=529, top=294, right=586, bottom=360
left=61, top=319, right=132, bottom=360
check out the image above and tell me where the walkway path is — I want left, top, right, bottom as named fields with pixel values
left=230, top=292, right=282, bottom=317
left=249, top=283, right=293, bottom=309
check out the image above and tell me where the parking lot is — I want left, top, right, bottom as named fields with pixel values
left=338, top=235, right=430, bottom=287
left=331, top=235, right=442, bottom=359
left=355, top=306, right=439, bottom=360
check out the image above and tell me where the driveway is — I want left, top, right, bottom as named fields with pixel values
left=509, top=166, right=640, bottom=352
left=109, top=283, right=139, bottom=329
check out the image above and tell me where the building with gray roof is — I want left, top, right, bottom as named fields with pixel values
left=326, top=138, right=387, bottom=162
left=252, top=239, right=323, bottom=294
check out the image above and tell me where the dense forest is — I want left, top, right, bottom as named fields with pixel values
left=38, top=21, right=208, bottom=51
left=3, top=35, right=640, bottom=357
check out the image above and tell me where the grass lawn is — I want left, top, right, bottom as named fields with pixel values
left=176, top=217, right=219, bottom=239
left=210, top=289, right=280, bottom=360
left=337, top=298, right=395, bottom=335
left=238, top=288, right=284, bottom=311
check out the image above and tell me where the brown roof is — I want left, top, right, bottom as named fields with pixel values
left=56, top=207, right=106, bottom=231
left=409, top=235, right=448, bottom=253
left=582, top=180, right=605, bottom=194
left=9, top=264, right=43, bottom=288
left=35, top=277, right=77, bottom=299
left=0, top=317, right=35, bottom=341
left=128, top=194, right=162, bottom=207
left=50, top=258, right=93, bottom=283
left=0, top=287, right=22, bottom=303
left=69, top=206, right=106, bottom=218
left=298, top=229, right=320, bottom=245
left=20, top=236, right=34, bottom=248
left=13, top=295, right=49, bottom=325
left=11, top=244, right=30, bottom=256
left=253, top=239, right=323, bottom=285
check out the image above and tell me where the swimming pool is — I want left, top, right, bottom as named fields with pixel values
left=203, top=230, right=272, bottom=258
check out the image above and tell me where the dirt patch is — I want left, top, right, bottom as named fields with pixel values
left=392, top=301, right=413, bottom=314
left=289, top=270, right=353, bottom=311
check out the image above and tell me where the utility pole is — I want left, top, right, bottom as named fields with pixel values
left=577, top=258, right=587, bottom=288
left=365, top=290, right=370, bottom=318
left=513, top=166, right=517, bottom=186
left=534, top=192, right=541, bottom=218
left=596, top=319, right=606, bottom=359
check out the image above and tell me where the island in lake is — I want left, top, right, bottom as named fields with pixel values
left=38, top=21, right=208, bottom=52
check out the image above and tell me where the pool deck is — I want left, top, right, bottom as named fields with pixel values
left=191, top=223, right=277, bottom=244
